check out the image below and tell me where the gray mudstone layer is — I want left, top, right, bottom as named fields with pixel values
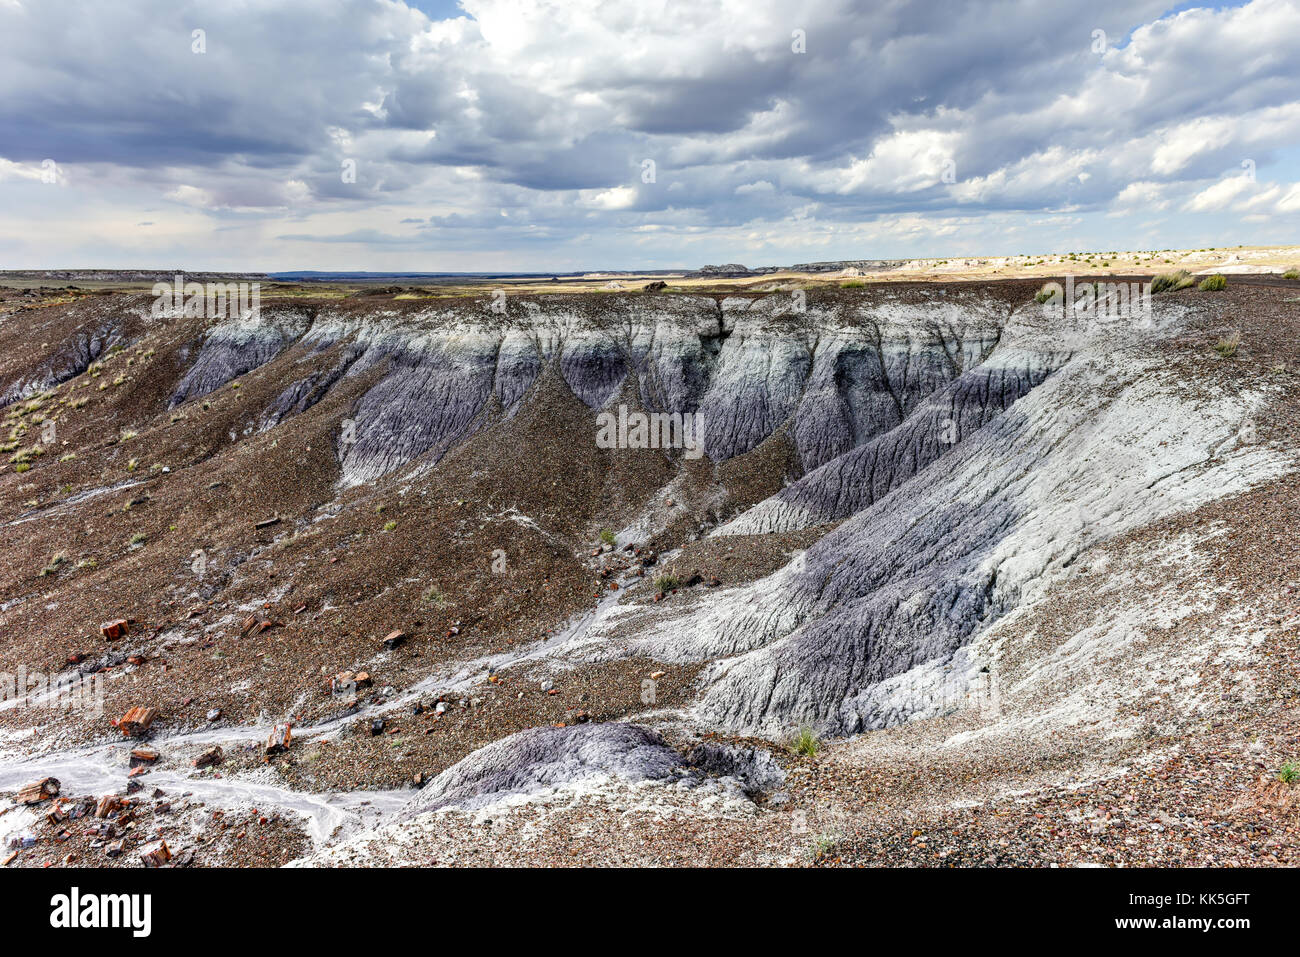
left=0, top=294, right=147, bottom=406
left=720, top=348, right=1063, bottom=534
left=0, top=322, right=126, bottom=406
left=169, top=306, right=313, bottom=407
left=627, top=403, right=1047, bottom=736
left=401, top=722, right=684, bottom=815
left=158, top=291, right=1021, bottom=485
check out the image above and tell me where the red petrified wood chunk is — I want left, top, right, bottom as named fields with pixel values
left=117, top=706, right=158, bottom=737
left=100, top=619, right=130, bottom=640
left=17, top=777, right=60, bottom=805
left=265, top=723, right=292, bottom=757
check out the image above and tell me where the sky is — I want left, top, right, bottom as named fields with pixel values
left=0, top=0, right=1297, bottom=272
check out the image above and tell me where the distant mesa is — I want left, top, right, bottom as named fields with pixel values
left=0, top=269, right=271, bottom=282
left=684, top=260, right=906, bottom=278
left=686, top=263, right=756, bottom=278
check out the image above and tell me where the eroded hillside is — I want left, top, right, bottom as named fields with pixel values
left=0, top=279, right=1296, bottom=867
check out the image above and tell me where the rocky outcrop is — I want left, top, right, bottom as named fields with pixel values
left=0, top=294, right=142, bottom=406
left=169, top=306, right=314, bottom=407
left=618, top=340, right=1290, bottom=736
left=722, top=348, right=1063, bottom=534
left=260, top=345, right=364, bottom=430
left=0, top=323, right=125, bottom=407
left=685, top=263, right=757, bottom=278
left=400, top=723, right=683, bottom=814
left=158, top=289, right=1026, bottom=487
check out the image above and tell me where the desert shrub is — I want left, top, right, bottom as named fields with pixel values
left=790, top=724, right=821, bottom=757
left=807, top=833, right=840, bottom=862
left=1214, top=333, right=1240, bottom=359
left=653, top=574, right=680, bottom=593
left=598, top=528, right=616, bottom=546
left=1279, top=761, right=1299, bottom=784
left=1282, top=268, right=1299, bottom=280
left=1198, top=274, right=1226, bottom=291
left=1151, top=270, right=1194, bottom=293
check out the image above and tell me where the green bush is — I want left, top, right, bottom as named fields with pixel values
left=807, top=833, right=839, bottom=862
left=1214, top=334, right=1240, bottom=359
left=1282, top=268, right=1300, bottom=280
left=1279, top=761, right=1298, bottom=784
left=598, top=528, right=616, bottom=546
left=1198, top=274, right=1226, bottom=291
left=653, top=574, right=680, bottom=593
left=1151, top=270, right=1194, bottom=294
left=790, top=724, right=821, bottom=757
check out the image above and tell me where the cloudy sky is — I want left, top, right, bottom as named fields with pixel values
left=1, top=0, right=1297, bottom=271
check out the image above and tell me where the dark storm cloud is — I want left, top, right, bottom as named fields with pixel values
left=0, top=0, right=1297, bottom=267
